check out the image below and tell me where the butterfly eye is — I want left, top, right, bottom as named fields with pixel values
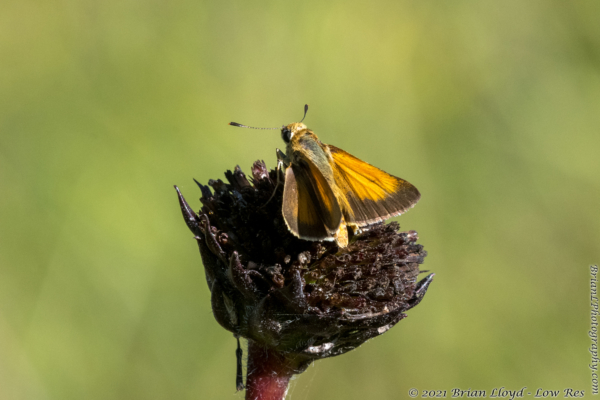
left=281, top=128, right=292, bottom=143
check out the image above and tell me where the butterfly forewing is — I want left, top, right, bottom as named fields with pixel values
left=329, top=145, right=420, bottom=226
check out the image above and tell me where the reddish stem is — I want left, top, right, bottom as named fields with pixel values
left=245, top=341, right=294, bottom=400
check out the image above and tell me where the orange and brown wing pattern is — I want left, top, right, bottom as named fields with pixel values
left=328, top=145, right=420, bottom=226
left=282, top=158, right=343, bottom=241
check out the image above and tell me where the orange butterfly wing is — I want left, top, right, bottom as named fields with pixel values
left=329, top=145, right=420, bottom=226
left=282, top=157, right=343, bottom=241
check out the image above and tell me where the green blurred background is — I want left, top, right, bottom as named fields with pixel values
left=1, top=0, right=598, bottom=399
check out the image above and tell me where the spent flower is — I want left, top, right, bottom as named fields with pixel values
left=175, top=161, right=433, bottom=399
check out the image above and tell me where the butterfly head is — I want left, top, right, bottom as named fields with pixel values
left=281, top=122, right=307, bottom=144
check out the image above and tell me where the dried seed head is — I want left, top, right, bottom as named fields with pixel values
left=175, top=161, right=433, bottom=378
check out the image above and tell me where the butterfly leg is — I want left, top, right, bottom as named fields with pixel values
left=262, top=149, right=289, bottom=207
left=333, top=216, right=349, bottom=248
left=348, top=223, right=363, bottom=236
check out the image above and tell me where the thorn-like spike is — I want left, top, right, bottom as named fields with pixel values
left=174, top=186, right=202, bottom=236
left=406, top=273, right=434, bottom=310
left=194, top=178, right=214, bottom=200
left=200, top=214, right=227, bottom=263
left=415, top=273, right=435, bottom=298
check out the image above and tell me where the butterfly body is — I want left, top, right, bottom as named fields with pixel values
left=277, top=122, right=420, bottom=248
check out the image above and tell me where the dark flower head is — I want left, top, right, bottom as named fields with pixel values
left=175, top=161, right=433, bottom=393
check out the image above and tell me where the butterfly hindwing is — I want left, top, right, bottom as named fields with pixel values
left=329, top=145, right=420, bottom=226
left=282, top=157, right=342, bottom=241
left=282, top=167, right=301, bottom=236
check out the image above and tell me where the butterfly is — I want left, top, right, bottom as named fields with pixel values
left=230, top=105, right=420, bottom=247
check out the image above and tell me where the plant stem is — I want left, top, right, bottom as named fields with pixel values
left=245, top=341, right=294, bottom=400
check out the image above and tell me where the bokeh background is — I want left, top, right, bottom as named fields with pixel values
left=1, top=1, right=598, bottom=399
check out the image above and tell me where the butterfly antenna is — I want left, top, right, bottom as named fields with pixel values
left=229, top=122, right=279, bottom=130
left=300, top=104, right=309, bottom=123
